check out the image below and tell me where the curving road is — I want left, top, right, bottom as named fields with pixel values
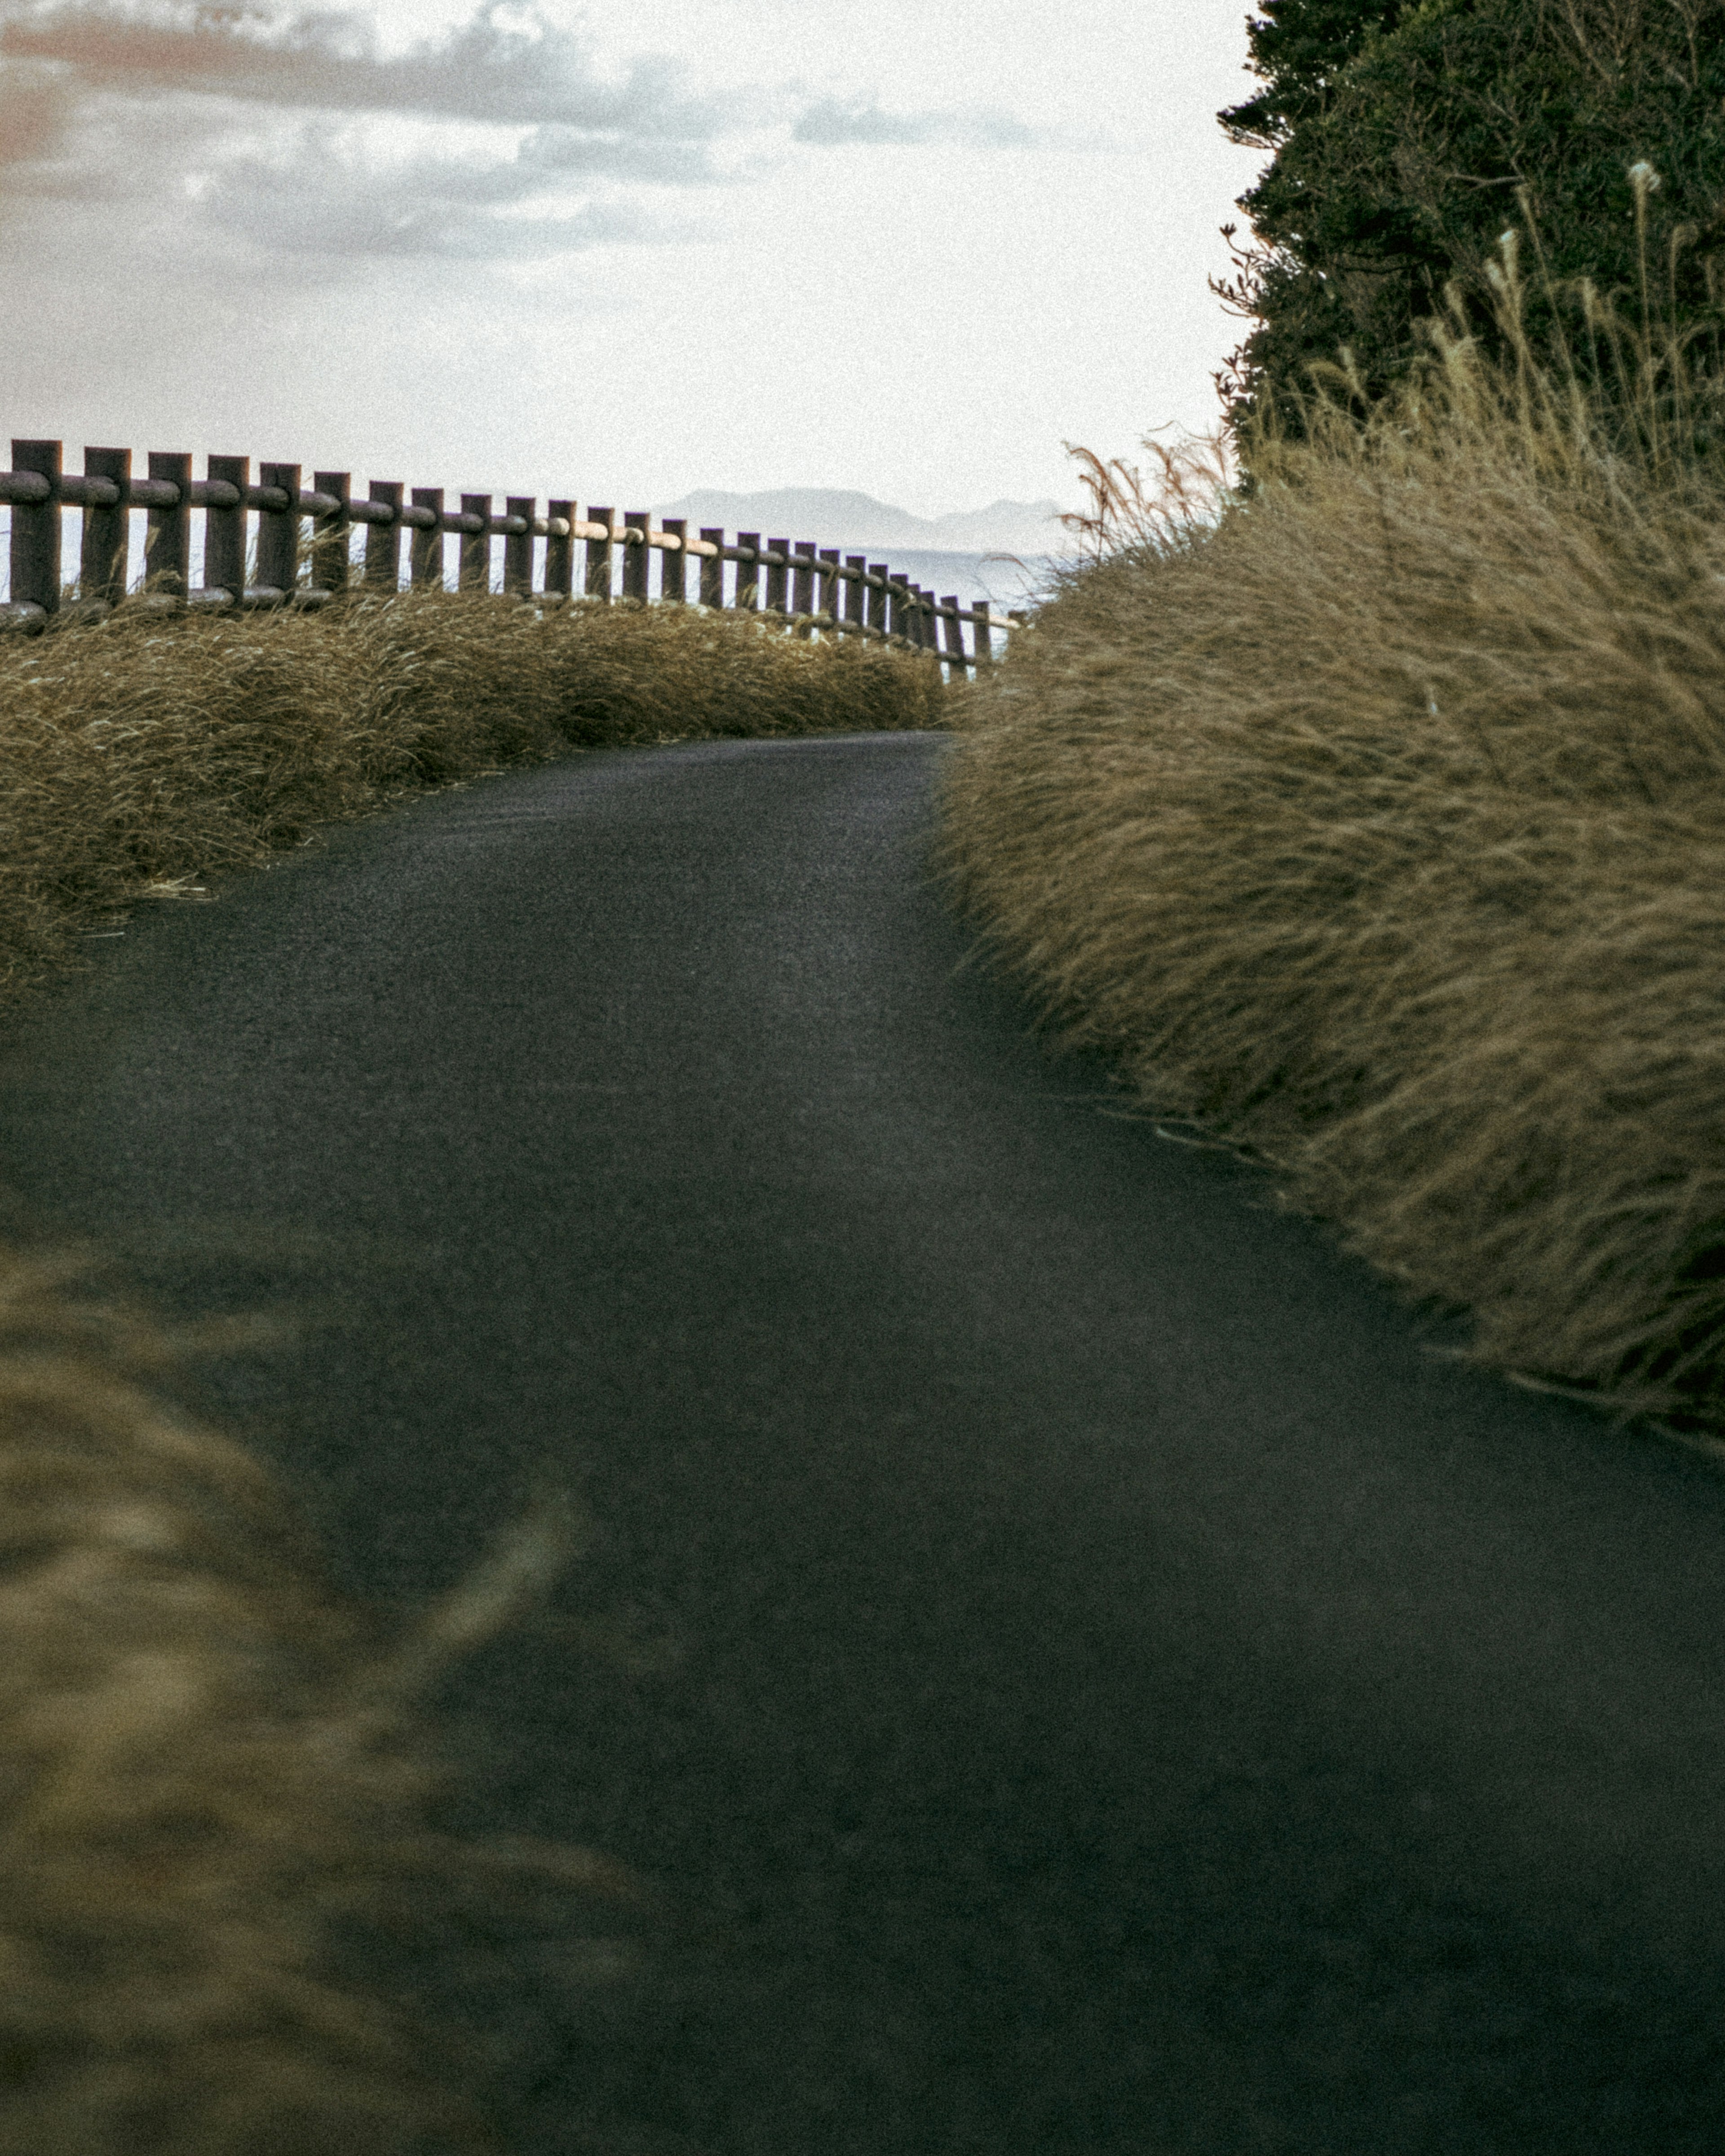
left=1, top=730, right=1724, bottom=2153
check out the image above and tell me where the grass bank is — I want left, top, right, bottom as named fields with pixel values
left=931, top=281, right=1725, bottom=1442
left=0, top=590, right=940, bottom=2150
left=0, top=590, right=942, bottom=1008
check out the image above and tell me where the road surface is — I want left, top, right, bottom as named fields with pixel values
left=0, top=730, right=1722, bottom=2153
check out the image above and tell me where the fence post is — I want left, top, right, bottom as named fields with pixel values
left=204, top=455, right=249, bottom=602
left=888, top=573, right=910, bottom=641
left=8, top=439, right=61, bottom=618
left=845, top=555, right=868, bottom=636
left=585, top=507, right=613, bottom=604
left=792, top=540, right=816, bottom=635
left=257, top=462, right=300, bottom=597
left=817, top=548, right=840, bottom=632
left=144, top=451, right=191, bottom=601
left=735, top=532, right=761, bottom=612
left=940, top=593, right=969, bottom=676
left=410, top=487, right=444, bottom=590
left=700, top=527, right=725, bottom=608
left=80, top=446, right=130, bottom=606
left=622, top=510, right=650, bottom=604
left=867, top=562, right=888, bottom=637
left=660, top=517, right=686, bottom=604
left=313, top=470, right=350, bottom=596
left=460, top=493, right=491, bottom=593
left=504, top=496, right=534, bottom=598
left=365, top=482, right=403, bottom=592
left=972, top=599, right=993, bottom=670
left=766, top=536, right=791, bottom=621
left=545, top=499, right=575, bottom=600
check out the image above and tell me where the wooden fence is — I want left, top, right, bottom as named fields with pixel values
left=0, top=439, right=1025, bottom=676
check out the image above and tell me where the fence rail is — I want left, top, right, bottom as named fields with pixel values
left=0, top=439, right=1026, bottom=676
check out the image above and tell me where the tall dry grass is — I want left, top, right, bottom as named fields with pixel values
left=0, top=590, right=942, bottom=1007
left=0, top=588, right=938, bottom=2147
left=931, top=223, right=1725, bottom=1438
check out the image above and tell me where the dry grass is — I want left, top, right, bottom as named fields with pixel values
left=0, top=1233, right=656, bottom=2154
left=930, top=260, right=1725, bottom=1438
left=0, top=589, right=939, bottom=2147
left=0, top=590, right=943, bottom=1008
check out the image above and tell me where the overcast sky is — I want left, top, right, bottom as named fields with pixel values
left=0, top=0, right=1268, bottom=521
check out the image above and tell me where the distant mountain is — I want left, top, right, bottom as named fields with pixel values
left=652, top=487, right=1069, bottom=559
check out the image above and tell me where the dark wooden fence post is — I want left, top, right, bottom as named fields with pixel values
left=941, top=594, right=968, bottom=675
left=257, top=462, right=300, bottom=599
left=411, top=488, right=444, bottom=590
left=867, top=562, right=888, bottom=636
left=700, top=528, right=725, bottom=608
left=766, top=536, right=791, bottom=621
left=80, top=446, right=130, bottom=606
left=888, top=573, right=910, bottom=641
left=459, top=494, right=491, bottom=592
left=144, top=451, right=191, bottom=600
left=792, top=541, right=816, bottom=634
left=736, top=533, right=761, bottom=612
left=846, top=555, right=868, bottom=636
left=545, top=500, right=575, bottom=600
left=366, top=482, right=403, bottom=592
left=817, top=548, right=840, bottom=631
left=313, top=470, right=350, bottom=596
left=9, top=439, right=61, bottom=618
left=660, top=518, right=686, bottom=604
left=504, top=496, right=534, bottom=598
left=972, top=599, right=993, bottom=670
left=623, top=511, right=650, bottom=603
left=585, top=508, right=613, bottom=604
left=204, top=455, right=249, bottom=602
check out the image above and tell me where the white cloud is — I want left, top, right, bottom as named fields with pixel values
left=0, top=2, right=736, bottom=132
left=791, top=96, right=1034, bottom=151
left=198, top=122, right=685, bottom=256
left=0, top=0, right=916, bottom=264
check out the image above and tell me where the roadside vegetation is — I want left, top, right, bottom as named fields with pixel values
left=1216, top=0, right=1725, bottom=438
left=932, top=216, right=1725, bottom=1440
left=0, top=591, right=942, bottom=1009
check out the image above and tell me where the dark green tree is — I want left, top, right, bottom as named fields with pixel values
left=1220, top=0, right=1407, bottom=142
left=1216, top=0, right=1725, bottom=441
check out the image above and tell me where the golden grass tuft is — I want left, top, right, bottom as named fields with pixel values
left=0, top=1230, right=659, bottom=2153
left=0, top=591, right=942, bottom=1008
left=930, top=279, right=1725, bottom=1437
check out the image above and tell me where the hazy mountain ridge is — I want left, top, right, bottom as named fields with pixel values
left=652, top=487, right=1070, bottom=558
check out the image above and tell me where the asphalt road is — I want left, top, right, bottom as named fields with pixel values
left=2, top=729, right=1725, bottom=2154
